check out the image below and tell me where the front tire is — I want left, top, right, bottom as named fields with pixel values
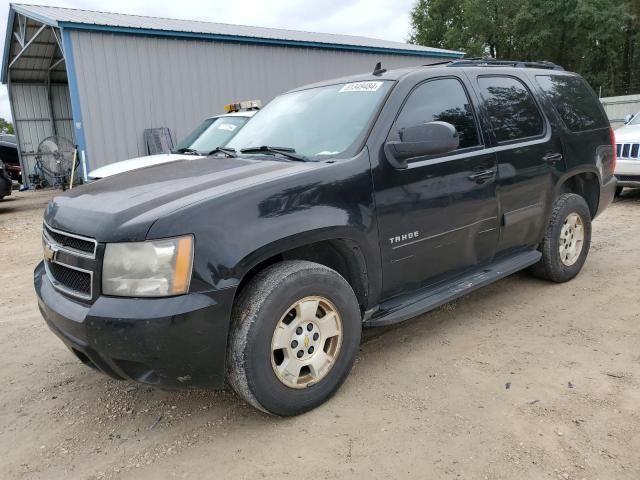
left=227, top=260, right=361, bottom=416
left=530, top=193, right=592, bottom=283
left=615, top=186, right=624, bottom=197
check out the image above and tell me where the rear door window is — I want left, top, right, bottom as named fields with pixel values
left=477, top=76, right=544, bottom=143
left=535, top=75, right=609, bottom=132
left=392, top=77, right=480, bottom=150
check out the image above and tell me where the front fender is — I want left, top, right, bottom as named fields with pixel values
left=232, top=225, right=378, bottom=299
left=146, top=149, right=382, bottom=297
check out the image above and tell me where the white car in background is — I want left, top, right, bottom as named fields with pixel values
left=88, top=109, right=257, bottom=180
left=614, top=112, right=640, bottom=195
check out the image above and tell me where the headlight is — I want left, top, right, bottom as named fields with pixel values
left=102, top=236, right=194, bottom=297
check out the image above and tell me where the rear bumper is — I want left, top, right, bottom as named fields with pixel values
left=596, top=176, right=617, bottom=218
left=34, top=261, right=235, bottom=389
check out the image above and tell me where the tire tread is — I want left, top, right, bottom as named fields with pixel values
left=530, top=193, right=591, bottom=283
left=227, top=260, right=359, bottom=415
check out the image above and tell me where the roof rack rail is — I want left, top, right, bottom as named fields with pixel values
left=447, top=59, right=564, bottom=71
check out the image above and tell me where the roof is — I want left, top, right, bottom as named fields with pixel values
left=8, top=3, right=463, bottom=58
left=0, top=133, right=16, bottom=148
left=213, top=111, right=258, bottom=119
left=289, top=63, right=577, bottom=94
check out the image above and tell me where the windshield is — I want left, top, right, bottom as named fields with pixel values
left=225, top=81, right=393, bottom=160
left=630, top=113, right=640, bottom=125
left=173, top=116, right=248, bottom=154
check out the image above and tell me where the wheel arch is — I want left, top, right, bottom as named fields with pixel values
left=555, top=167, right=601, bottom=219
left=233, top=229, right=376, bottom=314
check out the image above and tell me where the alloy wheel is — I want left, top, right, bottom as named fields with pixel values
left=270, top=296, right=343, bottom=389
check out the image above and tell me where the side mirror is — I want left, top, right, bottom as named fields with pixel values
left=625, top=114, right=634, bottom=125
left=384, top=121, right=459, bottom=169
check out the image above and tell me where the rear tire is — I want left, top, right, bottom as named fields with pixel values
left=227, top=260, right=361, bottom=416
left=530, top=193, right=592, bottom=283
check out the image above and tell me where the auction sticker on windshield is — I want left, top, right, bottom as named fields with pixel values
left=218, top=124, right=238, bottom=131
left=339, top=81, right=383, bottom=93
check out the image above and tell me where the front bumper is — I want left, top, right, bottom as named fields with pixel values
left=615, top=159, right=640, bottom=187
left=35, top=262, right=235, bottom=389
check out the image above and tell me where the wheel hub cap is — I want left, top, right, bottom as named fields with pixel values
left=559, top=212, right=585, bottom=266
left=270, top=296, right=342, bottom=389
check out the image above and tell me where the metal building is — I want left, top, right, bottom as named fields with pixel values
left=1, top=3, right=462, bottom=185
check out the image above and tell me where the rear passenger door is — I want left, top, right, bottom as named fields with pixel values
left=470, top=74, right=564, bottom=255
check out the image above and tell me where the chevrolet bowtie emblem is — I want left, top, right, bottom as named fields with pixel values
left=304, top=335, right=310, bottom=348
left=43, top=241, right=58, bottom=262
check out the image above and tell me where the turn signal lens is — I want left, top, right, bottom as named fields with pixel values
left=172, top=236, right=193, bottom=295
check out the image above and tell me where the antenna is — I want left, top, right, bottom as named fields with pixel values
left=372, top=62, right=387, bottom=76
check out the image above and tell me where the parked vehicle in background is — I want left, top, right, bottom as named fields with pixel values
left=0, top=133, right=21, bottom=183
left=0, top=162, right=12, bottom=200
left=35, top=60, right=616, bottom=416
left=614, top=112, right=640, bottom=195
left=88, top=106, right=259, bottom=180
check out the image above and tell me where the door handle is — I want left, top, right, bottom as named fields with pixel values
left=468, top=169, right=495, bottom=183
left=542, top=153, right=563, bottom=164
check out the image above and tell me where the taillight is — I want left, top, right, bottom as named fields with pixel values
left=609, top=127, right=617, bottom=173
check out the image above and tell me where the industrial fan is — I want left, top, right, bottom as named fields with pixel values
left=34, top=136, right=78, bottom=190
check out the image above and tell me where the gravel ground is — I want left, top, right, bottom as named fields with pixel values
left=1, top=188, right=639, bottom=480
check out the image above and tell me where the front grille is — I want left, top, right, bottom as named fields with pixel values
left=43, top=223, right=96, bottom=300
left=48, top=262, right=92, bottom=295
left=44, top=225, right=96, bottom=255
left=617, top=143, right=640, bottom=160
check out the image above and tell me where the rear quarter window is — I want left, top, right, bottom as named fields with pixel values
left=535, top=75, right=609, bottom=132
left=477, top=76, right=545, bottom=143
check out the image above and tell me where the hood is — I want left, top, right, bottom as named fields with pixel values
left=46, top=157, right=316, bottom=242
left=614, top=124, right=640, bottom=143
left=87, top=153, right=204, bottom=179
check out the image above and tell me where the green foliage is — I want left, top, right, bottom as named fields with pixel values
left=0, top=117, right=14, bottom=134
left=409, top=0, right=640, bottom=96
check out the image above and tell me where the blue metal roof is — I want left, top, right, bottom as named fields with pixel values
left=5, top=3, right=463, bottom=63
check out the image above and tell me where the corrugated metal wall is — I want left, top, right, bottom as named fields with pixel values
left=9, top=83, right=74, bottom=178
left=601, top=94, right=640, bottom=128
left=68, top=30, right=442, bottom=170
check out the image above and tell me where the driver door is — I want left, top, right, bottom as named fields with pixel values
left=373, top=76, right=500, bottom=299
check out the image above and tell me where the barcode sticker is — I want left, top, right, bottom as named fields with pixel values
left=339, top=81, right=383, bottom=93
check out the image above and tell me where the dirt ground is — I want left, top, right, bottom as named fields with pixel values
left=1, top=189, right=639, bottom=480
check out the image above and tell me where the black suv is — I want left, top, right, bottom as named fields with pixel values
left=35, top=60, right=617, bottom=416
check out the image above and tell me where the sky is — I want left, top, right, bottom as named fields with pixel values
left=0, top=0, right=417, bottom=121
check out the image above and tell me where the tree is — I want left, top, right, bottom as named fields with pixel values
left=0, top=118, right=14, bottom=134
left=409, top=0, right=640, bottom=96
left=409, top=0, right=479, bottom=55
left=409, top=0, right=525, bottom=58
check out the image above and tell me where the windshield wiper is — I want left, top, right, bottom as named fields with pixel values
left=240, top=146, right=308, bottom=162
left=173, top=147, right=201, bottom=155
left=208, top=147, right=237, bottom=157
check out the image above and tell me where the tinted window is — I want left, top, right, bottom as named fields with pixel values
left=536, top=75, right=609, bottom=132
left=477, top=76, right=544, bottom=142
left=392, top=78, right=480, bottom=150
